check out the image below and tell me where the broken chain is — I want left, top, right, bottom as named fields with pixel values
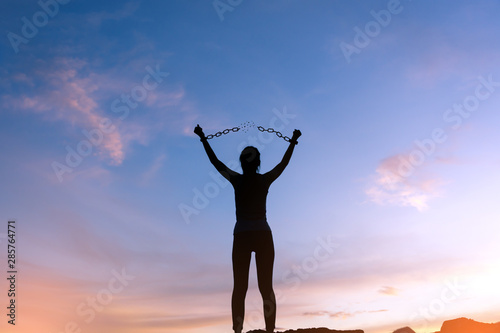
left=205, top=122, right=291, bottom=143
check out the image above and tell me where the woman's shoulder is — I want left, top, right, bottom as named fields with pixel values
left=234, top=173, right=265, bottom=182
left=229, top=172, right=244, bottom=184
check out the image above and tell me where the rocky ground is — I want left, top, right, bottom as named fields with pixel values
left=247, top=328, right=363, bottom=333
left=246, top=317, right=500, bottom=333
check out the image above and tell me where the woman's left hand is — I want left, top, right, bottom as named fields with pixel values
left=292, top=129, right=302, bottom=141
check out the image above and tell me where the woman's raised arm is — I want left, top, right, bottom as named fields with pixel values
left=265, top=129, right=301, bottom=183
left=194, top=124, right=238, bottom=181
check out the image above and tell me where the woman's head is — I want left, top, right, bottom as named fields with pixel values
left=240, top=146, right=260, bottom=174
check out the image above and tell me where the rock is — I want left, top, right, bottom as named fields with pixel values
left=439, top=317, right=500, bottom=333
left=393, top=327, right=416, bottom=333
left=246, top=328, right=363, bottom=333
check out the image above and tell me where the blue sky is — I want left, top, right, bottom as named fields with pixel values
left=1, top=1, right=500, bottom=332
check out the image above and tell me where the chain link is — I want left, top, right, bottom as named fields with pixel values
left=257, top=126, right=291, bottom=142
left=206, top=127, right=240, bottom=140
left=205, top=123, right=292, bottom=143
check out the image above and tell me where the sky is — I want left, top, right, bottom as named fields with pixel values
left=1, top=1, right=500, bottom=332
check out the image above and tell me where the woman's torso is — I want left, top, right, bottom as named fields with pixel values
left=231, top=173, right=272, bottom=233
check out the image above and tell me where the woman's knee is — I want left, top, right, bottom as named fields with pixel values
left=233, top=282, right=249, bottom=296
left=258, top=284, right=274, bottom=298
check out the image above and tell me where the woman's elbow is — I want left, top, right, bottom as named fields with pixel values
left=279, top=160, right=289, bottom=169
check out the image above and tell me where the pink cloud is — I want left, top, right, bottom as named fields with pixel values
left=145, top=86, right=185, bottom=107
left=378, top=286, right=400, bottom=296
left=13, top=72, right=34, bottom=86
left=3, top=60, right=127, bottom=165
left=2, top=57, right=195, bottom=167
left=365, top=152, right=444, bottom=211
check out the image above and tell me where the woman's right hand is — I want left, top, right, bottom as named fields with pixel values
left=194, top=124, right=205, bottom=138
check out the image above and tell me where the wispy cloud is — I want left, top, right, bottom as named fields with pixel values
left=139, top=153, right=167, bottom=185
left=365, top=152, right=444, bottom=211
left=304, top=309, right=388, bottom=319
left=87, top=2, right=141, bottom=28
left=378, top=286, right=400, bottom=296
left=2, top=57, right=127, bottom=164
left=1, top=56, right=193, bottom=169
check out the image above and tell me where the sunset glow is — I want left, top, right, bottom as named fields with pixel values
left=1, top=1, right=500, bottom=333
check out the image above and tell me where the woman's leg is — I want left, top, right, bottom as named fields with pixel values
left=255, top=231, right=276, bottom=333
left=232, top=233, right=252, bottom=333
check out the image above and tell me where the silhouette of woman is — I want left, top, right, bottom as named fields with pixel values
left=194, top=124, right=301, bottom=333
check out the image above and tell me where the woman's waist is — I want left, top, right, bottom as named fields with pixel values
left=235, top=210, right=266, bottom=220
left=233, top=218, right=271, bottom=234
